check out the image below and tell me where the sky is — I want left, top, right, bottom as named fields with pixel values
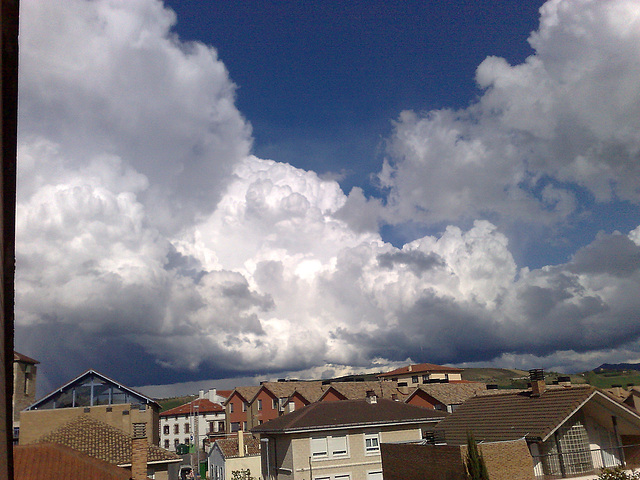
left=15, top=0, right=640, bottom=397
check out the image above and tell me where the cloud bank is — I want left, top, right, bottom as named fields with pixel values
left=16, top=0, right=640, bottom=393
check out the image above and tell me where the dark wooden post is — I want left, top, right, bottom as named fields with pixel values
left=0, top=0, right=20, bottom=478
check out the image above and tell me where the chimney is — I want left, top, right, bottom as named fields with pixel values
left=238, top=430, right=245, bottom=458
left=529, top=369, right=546, bottom=397
left=199, top=389, right=205, bottom=399
left=408, top=365, right=412, bottom=372
left=365, top=390, right=378, bottom=404
left=131, top=424, right=148, bottom=480
left=208, top=388, right=217, bottom=401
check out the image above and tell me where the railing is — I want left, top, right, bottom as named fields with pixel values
left=532, top=445, right=636, bottom=478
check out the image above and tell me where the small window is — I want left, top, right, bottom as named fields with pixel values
left=243, top=421, right=247, bottom=431
left=329, top=435, right=348, bottom=457
left=174, top=439, right=180, bottom=447
left=229, top=402, right=234, bottom=413
left=209, top=421, right=214, bottom=432
left=422, top=374, right=429, bottom=383
left=272, top=399, right=278, bottom=410
left=231, top=422, right=240, bottom=432
left=242, top=402, right=247, bottom=412
left=164, top=440, right=169, bottom=449
left=174, top=424, right=179, bottom=434
left=163, top=425, right=169, bottom=435
left=184, top=423, right=190, bottom=434
left=139, top=404, right=146, bottom=411
left=411, top=376, right=418, bottom=384
left=364, top=433, right=380, bottom=455
left=257, top=399, right=263, bottom=411
left=367, top=472, right=383, bottom=480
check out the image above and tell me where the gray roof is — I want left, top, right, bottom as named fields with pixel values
left=252, top=398, right=446, bottom=434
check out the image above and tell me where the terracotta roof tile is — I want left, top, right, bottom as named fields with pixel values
left=160, top=398, right=224, bottom=417
left=226, top=386, right=261, bottom=404
left=408, top=383, right=487, bottom=405
left=378, top=363, right=462, bottom=378
left=14, top=443, right=132, bottom=480
left=436, top=385, right=596, bottom=445
left=214, top=434, right=261, bottom=458
left=35, top=415, right=180, bottom=465
left=252, top=398, right=446, bottom=433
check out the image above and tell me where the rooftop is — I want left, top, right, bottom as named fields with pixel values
left=377, top=363, right=463, bottom=379
left=252, top=398, right=446, bottom=434
left=214, top=433, right=261, bottom=458
left=14, top=443, right=132, bottom=480
left=35, top=415, right=181, bottom=466
left=160, top=398, right=224, bottom=417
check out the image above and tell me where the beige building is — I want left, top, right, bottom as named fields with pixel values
left=252, top=394, right=446, bottom=480
left=377, top=363, right=463, bottom=385
left=19, top=369, right=160, bottom=446
left=12, top=352, right=39, bottom=440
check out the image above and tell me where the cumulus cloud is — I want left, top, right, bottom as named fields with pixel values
left=15, top=0, right=640, bottom=393
left=379, top=0, right=640, bottom=226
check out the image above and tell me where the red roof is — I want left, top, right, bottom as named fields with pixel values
left=377, top=363, right=463, bottom=378
left=160, top=398, right=224, bottom=417
left=14, top=351, right=39, bottom=364
left=14, top=443, right=132, bottom=480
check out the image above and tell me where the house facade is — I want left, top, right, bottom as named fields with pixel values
left=377, top=363, right=464, bottom=384
left=252, top=396, right=447, bottom=480
left=160, top=389, right=226, bottom=451
left=208, top=432, right=261, bottom=480
left=436, top=375, right=640, bottom=479
left=19, top=369, right=160, bottom=445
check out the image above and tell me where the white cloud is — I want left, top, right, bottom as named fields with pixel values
left=380, top=0, right=640, bottom=226
left=15, top=0, right=640, bottom=391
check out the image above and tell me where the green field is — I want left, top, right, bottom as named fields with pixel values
left=583, top=370, right=640, bottom=389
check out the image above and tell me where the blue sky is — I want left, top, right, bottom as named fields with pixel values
left=15, top=0, right=640, bottom=396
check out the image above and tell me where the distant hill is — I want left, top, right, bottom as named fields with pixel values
left=594, top=363, right=640, bottom=372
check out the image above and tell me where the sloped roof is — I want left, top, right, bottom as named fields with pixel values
left=252, top=398, right=446, bottom=434
left=214, top=433, right=261, bottom=458
left=378, top=363, right=463, bottom=379
left=35, top=415, right=181, bottom=466
left=250, top=381, right=324, bottom=403
left=14, top=443, right=132, bottom=480
left=322, top=381, right=409, bottom=402
left=14, top=351, right=39, bottom=364
left=160, top=398, right=224, bottom=417
left=226, top=386, right=261, bottom=405
left=436, top=385, right=606, bottom=445
left=406, top=383, right=487, bottom=405
left=27, top=369, right=159, bottom=410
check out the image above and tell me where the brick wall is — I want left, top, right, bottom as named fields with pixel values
left=131, top=437, right=148, bottom=480
left=381, top=438, right=535, bottom=480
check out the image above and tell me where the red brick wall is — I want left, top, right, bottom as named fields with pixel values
left=381, top=439, right=535, bottom=480
left=131, top=437, right=148, bottom=480
left=320, top=391, right=344, bottom=402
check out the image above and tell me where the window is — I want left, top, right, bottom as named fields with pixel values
left=411, top=375, right=418, bottom=383
left=174, top=424, right=179, bottom=434
left=163, top=425, right=169, bottom=435
left=174, top=439, right=179, bottom=447
left=231, top=422, right=240, bottom=432
left=367, top=472, right=383, bottom=480
left=229, top=402, right=234, bottom=413
left=218, top=421, right=225, bottom=431
left=184, top=423, right=190, bottom=434
left=422, top=374, right=429, bottom=383
left=311, top=435, right=349, bottom=460
left=257, top=399, right=262, bottom=410
left=242, top=402, right=247, bottom=412
left=272, top=399, right=278, bottom=410
left=243, top=421, right=247, bottom=431
left=289, top=402, right=295, bottom=412
left=315, top=475, right=351, bottom=480
left=311, top=437, right=328, bottom=458
left=364, top=433, right=380, bottom=455
left=164, top=440, right=169, bottom=449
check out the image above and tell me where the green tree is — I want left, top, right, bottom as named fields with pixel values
left=465, top=432, right=489, bottom=480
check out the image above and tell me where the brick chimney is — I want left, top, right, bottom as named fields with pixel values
left=131, top=423, right=148, bottom=480
left=365, top=390, right=378, bottom=404
left=529, top=369, right=546, bottom=397
left=238, top=430, right=245, bottom=458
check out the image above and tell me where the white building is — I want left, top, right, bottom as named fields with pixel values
left=160, top=389, right=227, bottom=452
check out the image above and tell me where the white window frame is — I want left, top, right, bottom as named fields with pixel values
left=364, top=432, right=380, bottom=455
left=366, top=471, right=383, bottom=480
left=315, top=474, right=351, bottom=480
